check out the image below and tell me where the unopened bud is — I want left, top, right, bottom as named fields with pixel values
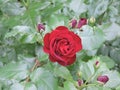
left=97, top=75, right=109, bottom=84
left=78, top=79, right=83, bottom=86
left=94, top=60, right=100, bottom=68
left=37, top=23, right=45, bottom=32
left=77, top=18, right=87, bottom=28
left=89, top=17, right=96, bottom=24
left=77, top=71, right=82, bottom=77
left=69, top=19, right=77, bottom=28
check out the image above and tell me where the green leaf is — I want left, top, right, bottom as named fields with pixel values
left=24, top=82, right=37, bottom=90
left=86, top=86, right=111, bottom=90
left=94, top=0, right=108, bottom=17
left=102, top=23, right=120, bottom=41
left=63, top=81, right=77, bottom=90
left=116, top=85, right=120, bottom=90
left=54, top=66, right=73, bottom=81
left=1, top=2, right=26, bottom=16
left=0, top=62, right=29, bottom=81
left=75, top=25, right=105, bottom=56
left=47, top=14, right=65, bottom=29
left=69, top=0, right=87, bottom=16
left=110, top=48, right=120, bottom=64
left=30, top=68, right=58, bottom=90
left=58, top=86, right=64, bottom=90
left=10, top=83, right=24, bottom=90
left=100, top=55, right=115, bottom=69
left=79, top=60, right=95, bottom=80
left=5, top=26, right=37, bottom=44
left=35, top=45, right=48, bottom=61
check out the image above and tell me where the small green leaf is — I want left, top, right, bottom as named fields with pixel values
left=35, top=45, right=48, bottom=61
left=0, top=62, right=29, bottom=81
left=79, top=61, right=95, bottom=80
left=100, top=55, right=115, bottom=69
left=63, top=81, right=77, bottom=90
left=116, top=85, right=120, bottom=90
left=10, top=83, right=24, bottom=90
left=54, top=66, right=73, bottom=81
left=1, top=2, right=26, bottom=16
left=110, top=48, right=120, bottom=64
left=69, top=0, right=87, bottom=16
left=94, top=0, right=108, bottom=17
left=24, top=82, right=37, bottom=90
left=30, top=68, right=58, bottom=90
left=86, top=86, right=111, bottom=90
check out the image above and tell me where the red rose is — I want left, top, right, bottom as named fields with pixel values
left=43, top=26, right=82, bottom=66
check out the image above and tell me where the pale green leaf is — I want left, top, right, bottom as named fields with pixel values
left=10, top=83, right=24, bottom=90
left=1, top=2, right=26, bottom=16
left=0, top=62, right=29, bottom=81
left=30, top=68, right=58, bottom=90
left=24, top=82, right=37, bottom=90
left=63, top=81, right=77, bottom=90
left=54, top=66, right=73, bottom=81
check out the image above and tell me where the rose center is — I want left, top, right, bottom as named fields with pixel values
left=56, top=39, right=71, bottom=55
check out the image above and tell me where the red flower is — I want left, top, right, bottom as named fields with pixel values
left=43, top=26, right=82, bottom=66
left=77, top=18, right=87, bottom=28
left=37, top=23, right=45, bottom=31
left=97, top=75, right=109, bottom=84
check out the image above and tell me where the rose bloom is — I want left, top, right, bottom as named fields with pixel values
left=43, top=26, right=82, bottom=66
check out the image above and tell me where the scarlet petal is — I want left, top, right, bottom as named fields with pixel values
left=55, top=26, right=69, bottom=31
left=43, top=33, right=50, bottom=53
left=70, top=32, right=82, bottom=51
left=49, top=55, right=57, bottom=62
left=57, top=55, right=76, bottom=66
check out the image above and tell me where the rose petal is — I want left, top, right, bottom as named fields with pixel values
left=58, top=55, right=76, bottom=66
left=55, top=26, right=69, bottom=31
left=43, top=33, right=50, bottom=53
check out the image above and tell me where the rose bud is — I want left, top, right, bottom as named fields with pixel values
left=77, top=18, right=87, bottom=28
left=89, top=17, right=96, bottom=24
left=77, top=71, right=82, bottom=77
left=37, top=23, right=45, bottom=32
left=94, top=60, right=100, bottom=68
left=78, top=79, right=83, bottom=86
left=97, top=75, right=109, bottom=84
left=70, top=19, right=77, bottom=28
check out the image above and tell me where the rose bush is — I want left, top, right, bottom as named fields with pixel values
left=43, top=26, right=82, bottom=66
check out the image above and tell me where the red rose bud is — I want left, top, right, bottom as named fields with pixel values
left=95, top=60, right=100, bottom=68
left=97, top=75, right=109, bottom=84
left=77, top=18, right=87, bottom=28
left=78, top=79, right=83, bottom=86
left=37, top=23, right=45, bottom=31
left=70, top=19, right=77, bottom=28
left=43, top=26, right=82, bottom=66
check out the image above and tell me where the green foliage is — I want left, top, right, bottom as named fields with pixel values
left=0, top=0, right=120, bottom=90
